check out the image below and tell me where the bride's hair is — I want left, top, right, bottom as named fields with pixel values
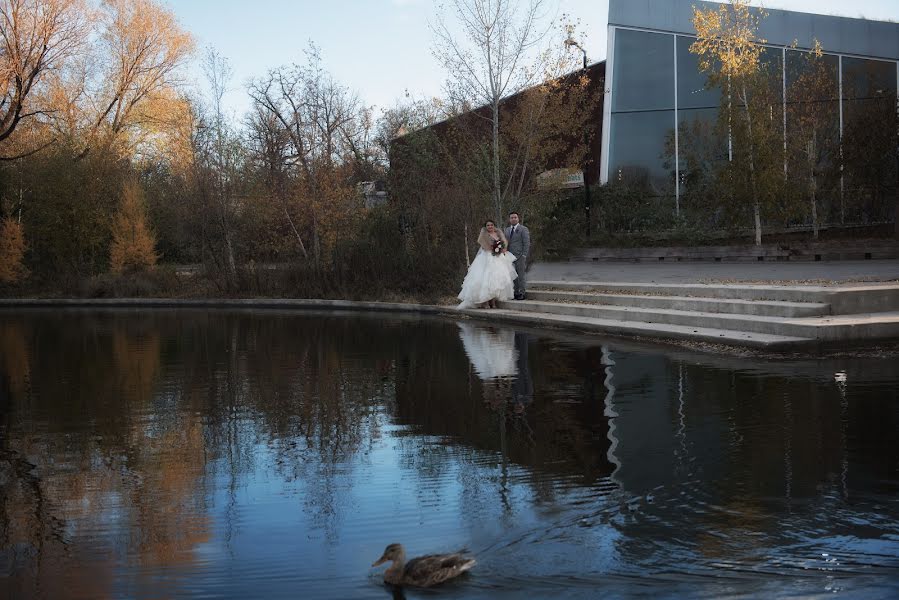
left=484, top=219, right=496, bottom=228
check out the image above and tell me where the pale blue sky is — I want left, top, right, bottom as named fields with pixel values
left=165, top=0, right=898, bottom=118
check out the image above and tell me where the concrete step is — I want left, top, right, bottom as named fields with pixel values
left=525, top=290, right=830, bottom=318
left=570, top=240, right=899, bottom=262
left=459, top=308, right=815, bottom=349
left=499, top=300, right=899, bottom=342
left=529, top=281, right=899, bottom=314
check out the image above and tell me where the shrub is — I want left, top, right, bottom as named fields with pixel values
left=110, top=180, right=158, bottom=274
left=0, top=218, right=28, bottom=283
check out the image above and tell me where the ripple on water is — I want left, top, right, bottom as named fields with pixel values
left=1, top=311, right=897, bottom=599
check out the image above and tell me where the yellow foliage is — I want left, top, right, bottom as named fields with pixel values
left=109, top=180, right=158, bottom=273
left=0, top=218, right=28, bottom=283
left=690, top=0, right=766, bottom=78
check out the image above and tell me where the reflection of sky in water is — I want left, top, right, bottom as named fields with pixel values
left=1, top=311, right=897, bottom=599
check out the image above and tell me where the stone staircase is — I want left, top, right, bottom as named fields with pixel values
left=463, top=281, right=899, bottom=350
left=569, top=239, right=899, bottom=262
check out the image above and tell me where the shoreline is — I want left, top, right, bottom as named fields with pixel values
left=3, top=296, right=897, bottom=360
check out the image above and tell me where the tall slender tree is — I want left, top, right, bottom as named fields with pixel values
left=691, top=0, right=774, bottom=246
left=431, top=0, right=548, bottom=223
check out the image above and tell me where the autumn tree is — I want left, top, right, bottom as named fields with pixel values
left=0, top=0, right=88, bottom=158
left=72, top=0, right=193, bottom=159
left=691, top=0, right=780, bottom=246
left=499, top=20, right=598, bottom=210
left=109, top=178, right=157, bottom=273
left=0, top=216, right=26, bottom=282
left=248, top=43, right=366, bottom=267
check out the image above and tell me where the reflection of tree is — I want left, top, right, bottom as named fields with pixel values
left=2, top=311, right=897, bottom=593
left=664, top=110, right=732, bottom=229
left=0, top=313, right=208, bottom=597
left=841, top=60, right=898, bottom=226
left=786, top=45, right=840, bottom=235
left=396, top=328, right=613, bottom=483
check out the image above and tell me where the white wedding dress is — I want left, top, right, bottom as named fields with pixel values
left=457, top=246, right=518, bottom=309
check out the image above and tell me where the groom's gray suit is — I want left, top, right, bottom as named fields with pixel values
left=505, top=222, right=530, bottom=299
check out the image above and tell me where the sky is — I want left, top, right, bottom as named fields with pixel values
left=164, top=0, right=899, bottom=118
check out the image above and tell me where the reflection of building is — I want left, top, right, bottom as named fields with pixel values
left=600, top=0, right=899, bottom=211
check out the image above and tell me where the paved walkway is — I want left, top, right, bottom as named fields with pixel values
left=528, top=260, right=899, bottom=285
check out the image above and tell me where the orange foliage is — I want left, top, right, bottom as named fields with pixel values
left=109, top=181, right=158, bottom=273
left=0, top=217, right=28, bottom=283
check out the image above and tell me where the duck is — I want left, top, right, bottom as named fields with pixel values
left=371, top=543, right=476, bottom=587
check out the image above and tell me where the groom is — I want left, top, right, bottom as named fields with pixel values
left=505, top=211, right=530, bottom=300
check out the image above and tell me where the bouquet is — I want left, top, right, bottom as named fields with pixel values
left=492, top=238, right=504, bottom=255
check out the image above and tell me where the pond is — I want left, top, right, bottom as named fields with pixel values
left=1, top=310, right=898, bottom=599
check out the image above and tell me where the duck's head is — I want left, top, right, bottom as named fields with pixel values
left=372, top=543, right=405, bottom=567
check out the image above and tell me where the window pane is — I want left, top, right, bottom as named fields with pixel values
left=842, top=57, right=897, bottom=100
left=842, top=57, right=897, bottom=123
left=842, top=57, right=898, bottom=222
left=785, top=49, right=838, bottom=103
left=677, top=107, right=728, bottom=194
left=609, top=110, right=676, bottom=195
left=677, top=36, right=721, bottom=110
left=785, top=49, right=840, bottom=206
left=612, top=29, right=675, bottom=112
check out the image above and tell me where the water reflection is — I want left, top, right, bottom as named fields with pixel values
left=0, top=311, right=897, bottom=599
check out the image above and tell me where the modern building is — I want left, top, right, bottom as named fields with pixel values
left=601, top=0, right=899, bottom=218
left=392, top=0, right=897, bottom=230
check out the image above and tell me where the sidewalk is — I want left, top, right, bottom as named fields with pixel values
left=527, top=259, right=899, bottom=285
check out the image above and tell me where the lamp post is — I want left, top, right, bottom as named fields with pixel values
left=566, top=38, right=591, bottom=238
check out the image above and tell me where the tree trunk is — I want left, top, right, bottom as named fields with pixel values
left=809, top=141, right=819, bottom=240
left=222, top=218, right=237, bottom=280
left=312, top=213, right=321, bottom=269
left=283, top=207, right=309, bottom=259
left=464, top=222, right=471, bottom=266
left=894, top=189, right=899, bottom=240
left=811, top=190, right=819, bottom=240
left=492, top=102, right=501, bottom=223
left=741, top=85, right=762, bottom=246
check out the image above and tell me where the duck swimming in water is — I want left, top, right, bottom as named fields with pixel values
left=371, top=543, right=476, bottom=587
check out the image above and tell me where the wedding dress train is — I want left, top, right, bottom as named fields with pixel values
left=457, top=249, right=517, bottom=309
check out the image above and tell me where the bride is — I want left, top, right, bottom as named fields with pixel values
left=457, top=219, right=518, bottom=309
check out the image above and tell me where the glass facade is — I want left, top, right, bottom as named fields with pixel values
left=612, top=29, right=674, bottom=112
left=609, top=29, right=676, bottom=196
left=604, top=20, right=899, bottom=224
left=609, top=110, right=675, bottom=193
left=841, top=57, right=898, bottom=222
left=676, top=36, right=719, bottom=110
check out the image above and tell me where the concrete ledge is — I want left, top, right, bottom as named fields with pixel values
left=525, top=290, right=830, bottom=318
left=0, top=297, right=452, bottom=315
left=503, top=299, right=899, bottom=341
left=459, top=307, right=815, bottom=350
left=530, top=281, right=899, bottom=314
left=571, top=240, right=899, bottom=262
left=4, top=296, right=895, bottom=349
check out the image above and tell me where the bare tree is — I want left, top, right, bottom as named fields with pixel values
left=245, top=104, right=308, bottom=259
left=202, top=46, right=238, bottom=276
left=248, top=43, right=364, bottom=266
left=431, top=0, right=549, bottom=222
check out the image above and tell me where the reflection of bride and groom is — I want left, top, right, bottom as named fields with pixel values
left=457, top=212, right=530, bottom=309
left=456, top=322, right=533, bottom=414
